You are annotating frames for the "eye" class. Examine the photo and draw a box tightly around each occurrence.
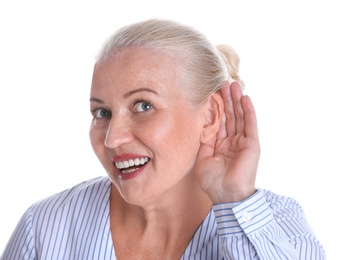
[91,108,111,119]
[133,101,153,113]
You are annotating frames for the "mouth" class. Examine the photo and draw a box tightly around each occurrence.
[115,156,150,175]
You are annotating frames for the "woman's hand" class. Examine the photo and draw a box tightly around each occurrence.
[195,81,260,204]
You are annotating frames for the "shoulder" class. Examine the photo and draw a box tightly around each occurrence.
[28,176,112,220]
[33,176,111,205]
[2,176,113,259]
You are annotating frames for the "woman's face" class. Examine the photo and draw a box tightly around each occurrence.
[89,47,207,205]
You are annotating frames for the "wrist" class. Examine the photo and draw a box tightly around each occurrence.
[210,187,257,204]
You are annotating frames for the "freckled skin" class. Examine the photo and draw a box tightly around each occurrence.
[89,47,208,206]
[88,45,260,258]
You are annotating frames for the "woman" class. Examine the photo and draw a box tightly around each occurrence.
[2,19,325,259]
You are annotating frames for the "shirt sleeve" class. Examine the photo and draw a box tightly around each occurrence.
[1,206,37,260]
[212,189,326,259]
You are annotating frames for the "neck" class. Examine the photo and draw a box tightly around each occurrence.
[109,176,212,258]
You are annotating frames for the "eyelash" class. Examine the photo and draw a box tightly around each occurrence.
[90,106,111,119]
[132,99,154,113]
[90,99,153,118]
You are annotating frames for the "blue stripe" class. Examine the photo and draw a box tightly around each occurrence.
[2,181,326,259]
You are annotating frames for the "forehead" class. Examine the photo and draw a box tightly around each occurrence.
[92,47,181,94]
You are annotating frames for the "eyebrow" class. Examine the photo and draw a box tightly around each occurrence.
[123,88,158,98]
[89,97,104,104]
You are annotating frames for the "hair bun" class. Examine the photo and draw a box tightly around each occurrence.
[217,44,245,90]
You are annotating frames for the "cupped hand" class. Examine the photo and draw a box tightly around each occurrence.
[195,81,260,204]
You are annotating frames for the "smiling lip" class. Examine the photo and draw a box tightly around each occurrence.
[113,154,150,180]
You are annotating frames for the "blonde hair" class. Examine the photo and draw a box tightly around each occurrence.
[97,19,244,104]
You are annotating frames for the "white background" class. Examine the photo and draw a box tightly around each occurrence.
[1,0,352,258]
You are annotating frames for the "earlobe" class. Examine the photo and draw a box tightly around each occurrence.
[201,92,224,144]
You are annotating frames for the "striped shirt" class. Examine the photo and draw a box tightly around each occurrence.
[2,176,326,259]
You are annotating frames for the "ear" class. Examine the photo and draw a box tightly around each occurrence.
[200,92,224,144]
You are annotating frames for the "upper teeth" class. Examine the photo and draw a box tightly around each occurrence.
[115,157,149,169]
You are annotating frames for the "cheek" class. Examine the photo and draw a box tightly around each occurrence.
[142,112,202,159]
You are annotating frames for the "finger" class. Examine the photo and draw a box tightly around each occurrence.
[220,82,236,136]
[230,82,245,136]
[241,95,259,139]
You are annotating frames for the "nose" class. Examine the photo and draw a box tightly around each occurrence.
[104,117,134,148]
